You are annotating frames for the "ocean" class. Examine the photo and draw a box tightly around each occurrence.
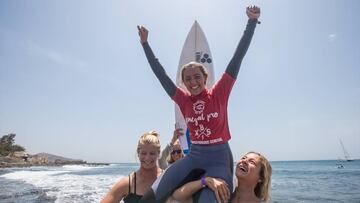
[0,160,359,203]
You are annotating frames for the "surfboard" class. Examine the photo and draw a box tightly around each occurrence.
[175,21,215,154]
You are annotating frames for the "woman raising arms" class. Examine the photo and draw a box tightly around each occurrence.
[138,5,261,203]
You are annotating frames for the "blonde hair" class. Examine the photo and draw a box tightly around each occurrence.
[247,151,272,202]
[181,62,208,83]
[166,140,183,164]
[137,130,161,154]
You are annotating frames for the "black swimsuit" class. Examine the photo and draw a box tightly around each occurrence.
[123,172,142,203]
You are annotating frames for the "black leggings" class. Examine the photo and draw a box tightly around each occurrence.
[141,142,233,203]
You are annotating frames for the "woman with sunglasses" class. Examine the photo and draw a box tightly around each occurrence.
[158,128,185,170]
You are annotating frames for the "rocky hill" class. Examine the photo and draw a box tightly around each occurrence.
[0,152,86,168]
[31,152,84,163]
[0,133,94,168]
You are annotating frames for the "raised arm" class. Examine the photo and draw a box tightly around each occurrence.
[138,26,177,97]
[158,128,183,170]
[225,5,261,79]
[172,177,230,203]
[158,143,171,170]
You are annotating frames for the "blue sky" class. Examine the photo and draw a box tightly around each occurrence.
[1,0,359,163]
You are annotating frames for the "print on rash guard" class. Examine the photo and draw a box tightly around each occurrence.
[173,72,235,145]
[141,19,258,145]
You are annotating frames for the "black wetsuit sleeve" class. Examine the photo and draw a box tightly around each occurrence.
[142,42,177,97]
[225,19,258,79]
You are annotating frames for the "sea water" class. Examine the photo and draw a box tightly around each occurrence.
[0,160,359,203]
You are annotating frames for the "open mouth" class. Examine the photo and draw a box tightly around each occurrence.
[191,85,199,90]
[238,164,248,173]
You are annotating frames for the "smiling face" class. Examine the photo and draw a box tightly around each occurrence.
[235,151,272,201]
[136,131,161,170]
[235,153,262,183]
[138,144,159,170]
[181,62,208,96]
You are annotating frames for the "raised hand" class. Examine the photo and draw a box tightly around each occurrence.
[171,128,184,145]
[246,5,261,20]
[137,25,148,44]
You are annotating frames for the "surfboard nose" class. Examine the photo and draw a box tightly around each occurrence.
[192,20,201,30]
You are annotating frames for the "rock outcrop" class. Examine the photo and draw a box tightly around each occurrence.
[0,151,86,168]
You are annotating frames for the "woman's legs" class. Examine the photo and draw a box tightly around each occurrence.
[196,144,233,203]
[140,143,233,203]
[140,154,199,203]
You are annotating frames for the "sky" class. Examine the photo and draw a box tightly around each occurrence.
[0,0,359,163]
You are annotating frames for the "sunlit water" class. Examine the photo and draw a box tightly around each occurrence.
[1,160,359,203]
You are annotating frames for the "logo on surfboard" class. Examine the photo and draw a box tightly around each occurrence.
[196,52,212,64]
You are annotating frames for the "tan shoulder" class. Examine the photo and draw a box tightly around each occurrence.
[100,175,130,203]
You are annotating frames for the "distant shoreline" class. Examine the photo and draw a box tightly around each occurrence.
[0,152,110,169]
[0,162,110,169]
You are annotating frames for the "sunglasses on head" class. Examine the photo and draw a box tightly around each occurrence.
[171,149,182,155]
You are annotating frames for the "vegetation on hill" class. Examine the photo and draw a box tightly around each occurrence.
[0,133,25,156]
[0,133,107,168]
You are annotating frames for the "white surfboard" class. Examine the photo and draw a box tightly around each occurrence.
[175,21,215,154]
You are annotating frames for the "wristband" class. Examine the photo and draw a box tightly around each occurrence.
[200,177,206,188]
